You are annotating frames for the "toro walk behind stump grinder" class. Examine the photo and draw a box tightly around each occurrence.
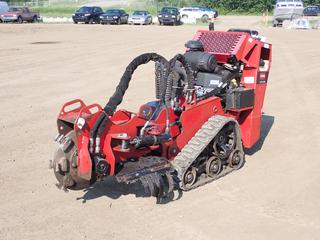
[50,29,272,198]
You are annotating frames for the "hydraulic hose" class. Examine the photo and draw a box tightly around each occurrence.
[165,54,195,105]
[169,54,194,91]
[90,53,169,154]
[89,112,105,153]
[162,54,195,131]
[171,62,186,104]
[104,53,169,115]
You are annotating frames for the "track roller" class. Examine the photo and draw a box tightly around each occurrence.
[228,149,245,169]
[181,167,197,188]
[205,156,222,177]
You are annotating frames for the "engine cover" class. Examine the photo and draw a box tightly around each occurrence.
[196,72,223,89]
[195,72,224,97]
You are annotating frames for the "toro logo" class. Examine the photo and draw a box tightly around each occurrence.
[257,71,269,84]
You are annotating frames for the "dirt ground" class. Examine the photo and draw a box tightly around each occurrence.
[0,16,320,240]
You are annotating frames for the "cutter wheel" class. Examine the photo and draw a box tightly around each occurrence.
[50,131,92,190]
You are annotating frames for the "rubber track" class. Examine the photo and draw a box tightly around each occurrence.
[171,115,244,191]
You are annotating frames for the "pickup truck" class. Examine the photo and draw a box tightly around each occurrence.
[0,6,40,23]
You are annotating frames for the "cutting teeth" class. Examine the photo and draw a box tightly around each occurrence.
[54,134,64,143]
[61,138,72,153]
[58,157,68,172]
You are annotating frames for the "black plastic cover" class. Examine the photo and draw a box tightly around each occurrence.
[226,88,254,110]
[185,40,204,51]
[196,72,222,89]
[184,51,217,72]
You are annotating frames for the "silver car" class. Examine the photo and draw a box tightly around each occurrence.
[128,10,152,25]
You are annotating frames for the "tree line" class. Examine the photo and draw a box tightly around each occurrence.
[4,0,320,14]
[158,0,320,14]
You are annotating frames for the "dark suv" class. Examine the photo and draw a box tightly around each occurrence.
[72,6,103,24]
[100,9,129,24]
[303,5,320,16]
[158,7,181,25]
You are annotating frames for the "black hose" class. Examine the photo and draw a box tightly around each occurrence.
[89,111,106,153]
[91,53,169,154]
[169,54,194,90]
[171,62,185,102]
[104,53,169,115]
[164,54,195,105]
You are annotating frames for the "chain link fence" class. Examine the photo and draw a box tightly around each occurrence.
[7,0,198,8]
[5,0,201,17]
[7,0,85,7]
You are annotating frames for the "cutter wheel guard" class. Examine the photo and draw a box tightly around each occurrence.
[50,29,272,200]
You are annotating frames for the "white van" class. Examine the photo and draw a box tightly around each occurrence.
[0,1,9,12]
[273,0,304,27]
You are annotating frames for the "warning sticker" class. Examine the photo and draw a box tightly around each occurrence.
[244,76,255,84]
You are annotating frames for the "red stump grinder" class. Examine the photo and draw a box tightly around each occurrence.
[51,29,272,198]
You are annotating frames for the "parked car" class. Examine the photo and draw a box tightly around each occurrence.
[158,7,181,25]
[192,6,218,18]
[0,7,39,23]
[72,6,103,24]
[128,10,152,25]
[100,9,129,24]
[180,7,214,21]
[303,5,320,16]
